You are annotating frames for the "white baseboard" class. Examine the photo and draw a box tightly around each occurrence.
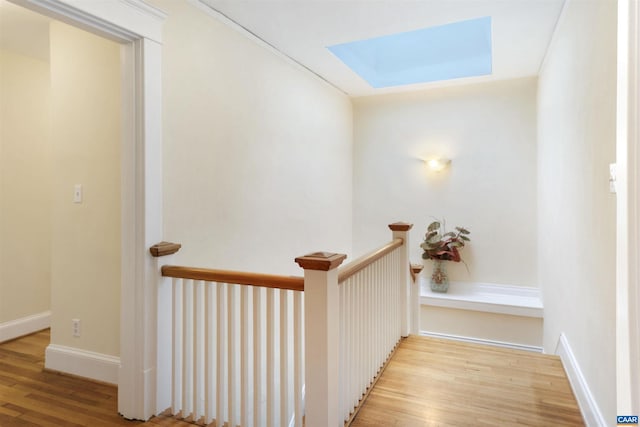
[45,344,120,385]
[555,333,606,427]
[0,311,51,343]
[420,331,543,353]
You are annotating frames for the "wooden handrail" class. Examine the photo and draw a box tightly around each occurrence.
[338,238,403,283]
[161,265,304,292]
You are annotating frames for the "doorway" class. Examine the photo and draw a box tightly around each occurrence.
[1,0,122,394]
[4,0,164,420]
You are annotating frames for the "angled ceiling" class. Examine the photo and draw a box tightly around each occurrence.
[200,0,565,97]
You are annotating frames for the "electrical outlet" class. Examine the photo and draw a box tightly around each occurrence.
[72,318,81,337]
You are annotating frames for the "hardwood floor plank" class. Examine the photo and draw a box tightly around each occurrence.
[0,330,195,427]
[2,329,583,426]
[2,402,85,427]
[0,412,41,427]
[351,335,584,427]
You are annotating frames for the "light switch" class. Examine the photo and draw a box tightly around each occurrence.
[609,163,617,194]
[73,184,83,203]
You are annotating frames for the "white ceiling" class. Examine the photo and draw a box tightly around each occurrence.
[0,0,50,61]
[200,0,566,97]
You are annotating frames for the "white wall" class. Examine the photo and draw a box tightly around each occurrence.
[537,0,617,421]
[149,0,353,275]
[353,78,537,286]
[49,21,121,356]
[0,48,51,324]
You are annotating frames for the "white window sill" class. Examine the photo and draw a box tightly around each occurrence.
[419,278,543,318]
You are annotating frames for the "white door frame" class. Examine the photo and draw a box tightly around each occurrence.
[12,0,165,420]
[617,0,640,415]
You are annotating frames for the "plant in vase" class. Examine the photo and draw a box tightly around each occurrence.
[420,220,471,292]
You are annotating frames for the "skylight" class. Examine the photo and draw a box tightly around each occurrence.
[327,17,492,88]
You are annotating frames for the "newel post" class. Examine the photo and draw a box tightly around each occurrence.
[149,242,181,413]
[410,264,424,335]
[295,251,347,427]
[388,222,414,337]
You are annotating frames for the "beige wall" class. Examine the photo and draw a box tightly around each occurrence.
[49,22,121,356]
[537,0,617,421]
[421,306,543,347]
[0,48,52,323]
[353,78,538,286]
[148,0,353,275]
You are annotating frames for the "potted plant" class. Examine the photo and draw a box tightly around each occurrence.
[420,220,471,292]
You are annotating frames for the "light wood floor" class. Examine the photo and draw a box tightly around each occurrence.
[0,330,192,427]
[351,335,584,426]
[2,331,583,426]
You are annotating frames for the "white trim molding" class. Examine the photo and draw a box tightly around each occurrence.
[555,333,606,427]
[12,0,166,42]
[0,311,51,343]
[45,344,120,385]
[617,0,640,414]
[13,0,165,420]
[420,331,543,353]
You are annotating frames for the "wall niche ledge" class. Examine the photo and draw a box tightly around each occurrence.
[420,279,543,318]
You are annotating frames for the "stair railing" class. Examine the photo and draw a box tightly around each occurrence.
[295,222,414,426]
[153,222,417,427]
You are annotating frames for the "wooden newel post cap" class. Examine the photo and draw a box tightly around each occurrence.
[388,222,414,231]
[410,263,424,282]
[150,241,181,257]
[295,252,347,271]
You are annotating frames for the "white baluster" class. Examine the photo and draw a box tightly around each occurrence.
[194,280,203,421]
[266,288,275,427]
[172,278,181,415]
[338,282,344,422]
[241,285,249,427]
[216,284,225,424]
[293,291,303,427]
[280,290,289,427]
[253,287,262,427]
[228,284,237,427]
[182,279,192,418]
[204,283,214,424]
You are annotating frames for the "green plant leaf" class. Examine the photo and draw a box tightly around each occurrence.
[428,234,442,244]
[422,220,470,264]
[424,231,437,240]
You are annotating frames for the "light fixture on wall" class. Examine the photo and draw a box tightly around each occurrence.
[426,158,451,172]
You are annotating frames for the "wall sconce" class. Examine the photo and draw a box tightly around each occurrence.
[426,158,451,172]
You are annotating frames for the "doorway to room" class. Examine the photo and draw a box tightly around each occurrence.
[0,0,122,380]
[1,0,165,420]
